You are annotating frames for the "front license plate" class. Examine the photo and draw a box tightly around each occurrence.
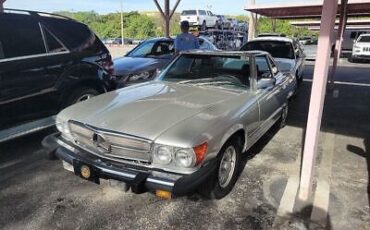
[73,160,100,184]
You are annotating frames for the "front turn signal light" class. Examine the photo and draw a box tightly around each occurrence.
[155,190,172,200]
[193,142,208,165]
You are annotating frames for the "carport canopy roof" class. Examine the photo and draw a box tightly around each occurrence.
[245,0,370,19]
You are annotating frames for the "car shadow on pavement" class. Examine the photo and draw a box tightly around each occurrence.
[236,123,281,180]
[347,138,370,209]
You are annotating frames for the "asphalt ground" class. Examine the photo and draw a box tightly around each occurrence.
[0,60,369,230]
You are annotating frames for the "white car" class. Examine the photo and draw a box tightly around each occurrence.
[241,36,306,84]
[351,34,370,62]
[180,10,219,30]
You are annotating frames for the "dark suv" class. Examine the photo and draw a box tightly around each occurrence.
[0,9,115,141]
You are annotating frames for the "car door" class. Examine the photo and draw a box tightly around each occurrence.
[0,14,66,128]
[254,55,281,129]
[293,41,305,76]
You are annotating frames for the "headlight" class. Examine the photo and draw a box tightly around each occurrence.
[153,146,173,165]
[175,149,196,167]
[354,45,360,49]
[129,71,150,82]
[152,143,208,169]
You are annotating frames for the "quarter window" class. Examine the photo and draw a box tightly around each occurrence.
[43,27,67,53]
[0,18,46,59]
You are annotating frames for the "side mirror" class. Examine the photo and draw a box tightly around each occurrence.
[258,78,275,89]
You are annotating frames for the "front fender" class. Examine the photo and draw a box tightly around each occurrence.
[219,123,248,154]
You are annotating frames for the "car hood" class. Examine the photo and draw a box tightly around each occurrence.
[58,81,245,141]
[113,56,170,76]
[274,58,295,73]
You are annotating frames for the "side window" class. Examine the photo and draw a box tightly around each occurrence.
[42,17,93,49]
[152,41,174,56]
[199,10,206,15]
[42,26,67,53]
[255,56,272,79]
[0,17,46,59]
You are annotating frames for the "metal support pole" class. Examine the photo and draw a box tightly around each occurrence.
[298,0,338,201]
[0,0,6,12]
[248,0,256,40]
[164,0,170,37]
[120,0,124,47]
[329,0,348,86]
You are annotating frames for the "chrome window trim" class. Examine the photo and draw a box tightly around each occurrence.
[0,51,70,63]
[41,23,69,53]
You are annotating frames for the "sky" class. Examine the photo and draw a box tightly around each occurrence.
[4,0,314,16]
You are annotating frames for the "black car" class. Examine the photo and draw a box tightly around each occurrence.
[0,9,115,141]
[113,36,217,88]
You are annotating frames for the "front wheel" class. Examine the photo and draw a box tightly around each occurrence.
[198,137,241,199]
[66,87,100,106]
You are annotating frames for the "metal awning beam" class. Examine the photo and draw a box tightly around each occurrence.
[245,0,370,19]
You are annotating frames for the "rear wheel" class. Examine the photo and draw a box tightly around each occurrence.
[276,103,289,128]
[199,137,242,199]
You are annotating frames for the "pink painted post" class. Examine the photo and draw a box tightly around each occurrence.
[0,0,5,12]
[298,0,339,201]
[329,0,348,86]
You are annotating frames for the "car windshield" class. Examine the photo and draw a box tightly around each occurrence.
[358,36,370,42]
[182,10,197,15]
[127,40,174,58]
[160,54,251,90]
[241,41,295,59]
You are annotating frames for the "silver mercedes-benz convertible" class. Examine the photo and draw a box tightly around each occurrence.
[43,50,296,199]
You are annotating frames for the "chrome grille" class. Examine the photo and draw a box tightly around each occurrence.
[69,121,152,163]
[363,47,370,52]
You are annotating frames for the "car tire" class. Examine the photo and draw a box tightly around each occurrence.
[201,21,207,31]
[66,87,100,106]
[296,71,303,86]
[276,103,289,129]
[198,137,242,199]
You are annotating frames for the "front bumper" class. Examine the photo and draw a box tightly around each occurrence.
[352,54,370,59]
[42,133,217,197]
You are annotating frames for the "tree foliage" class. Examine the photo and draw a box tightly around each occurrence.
[55,11,157,39]
[54,11,315,39]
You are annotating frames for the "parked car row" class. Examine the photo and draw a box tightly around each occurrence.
[103,38,134,45]
[2,9,303,200]
[180,9,248,32]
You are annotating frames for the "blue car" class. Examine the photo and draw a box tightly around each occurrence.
[113,36,217,88]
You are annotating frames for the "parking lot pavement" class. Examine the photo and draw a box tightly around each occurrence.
[108,45,136,59]
[304,59,370,84]
[0,62,369,230]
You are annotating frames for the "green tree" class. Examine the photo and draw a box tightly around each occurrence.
[123,15,156,39]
